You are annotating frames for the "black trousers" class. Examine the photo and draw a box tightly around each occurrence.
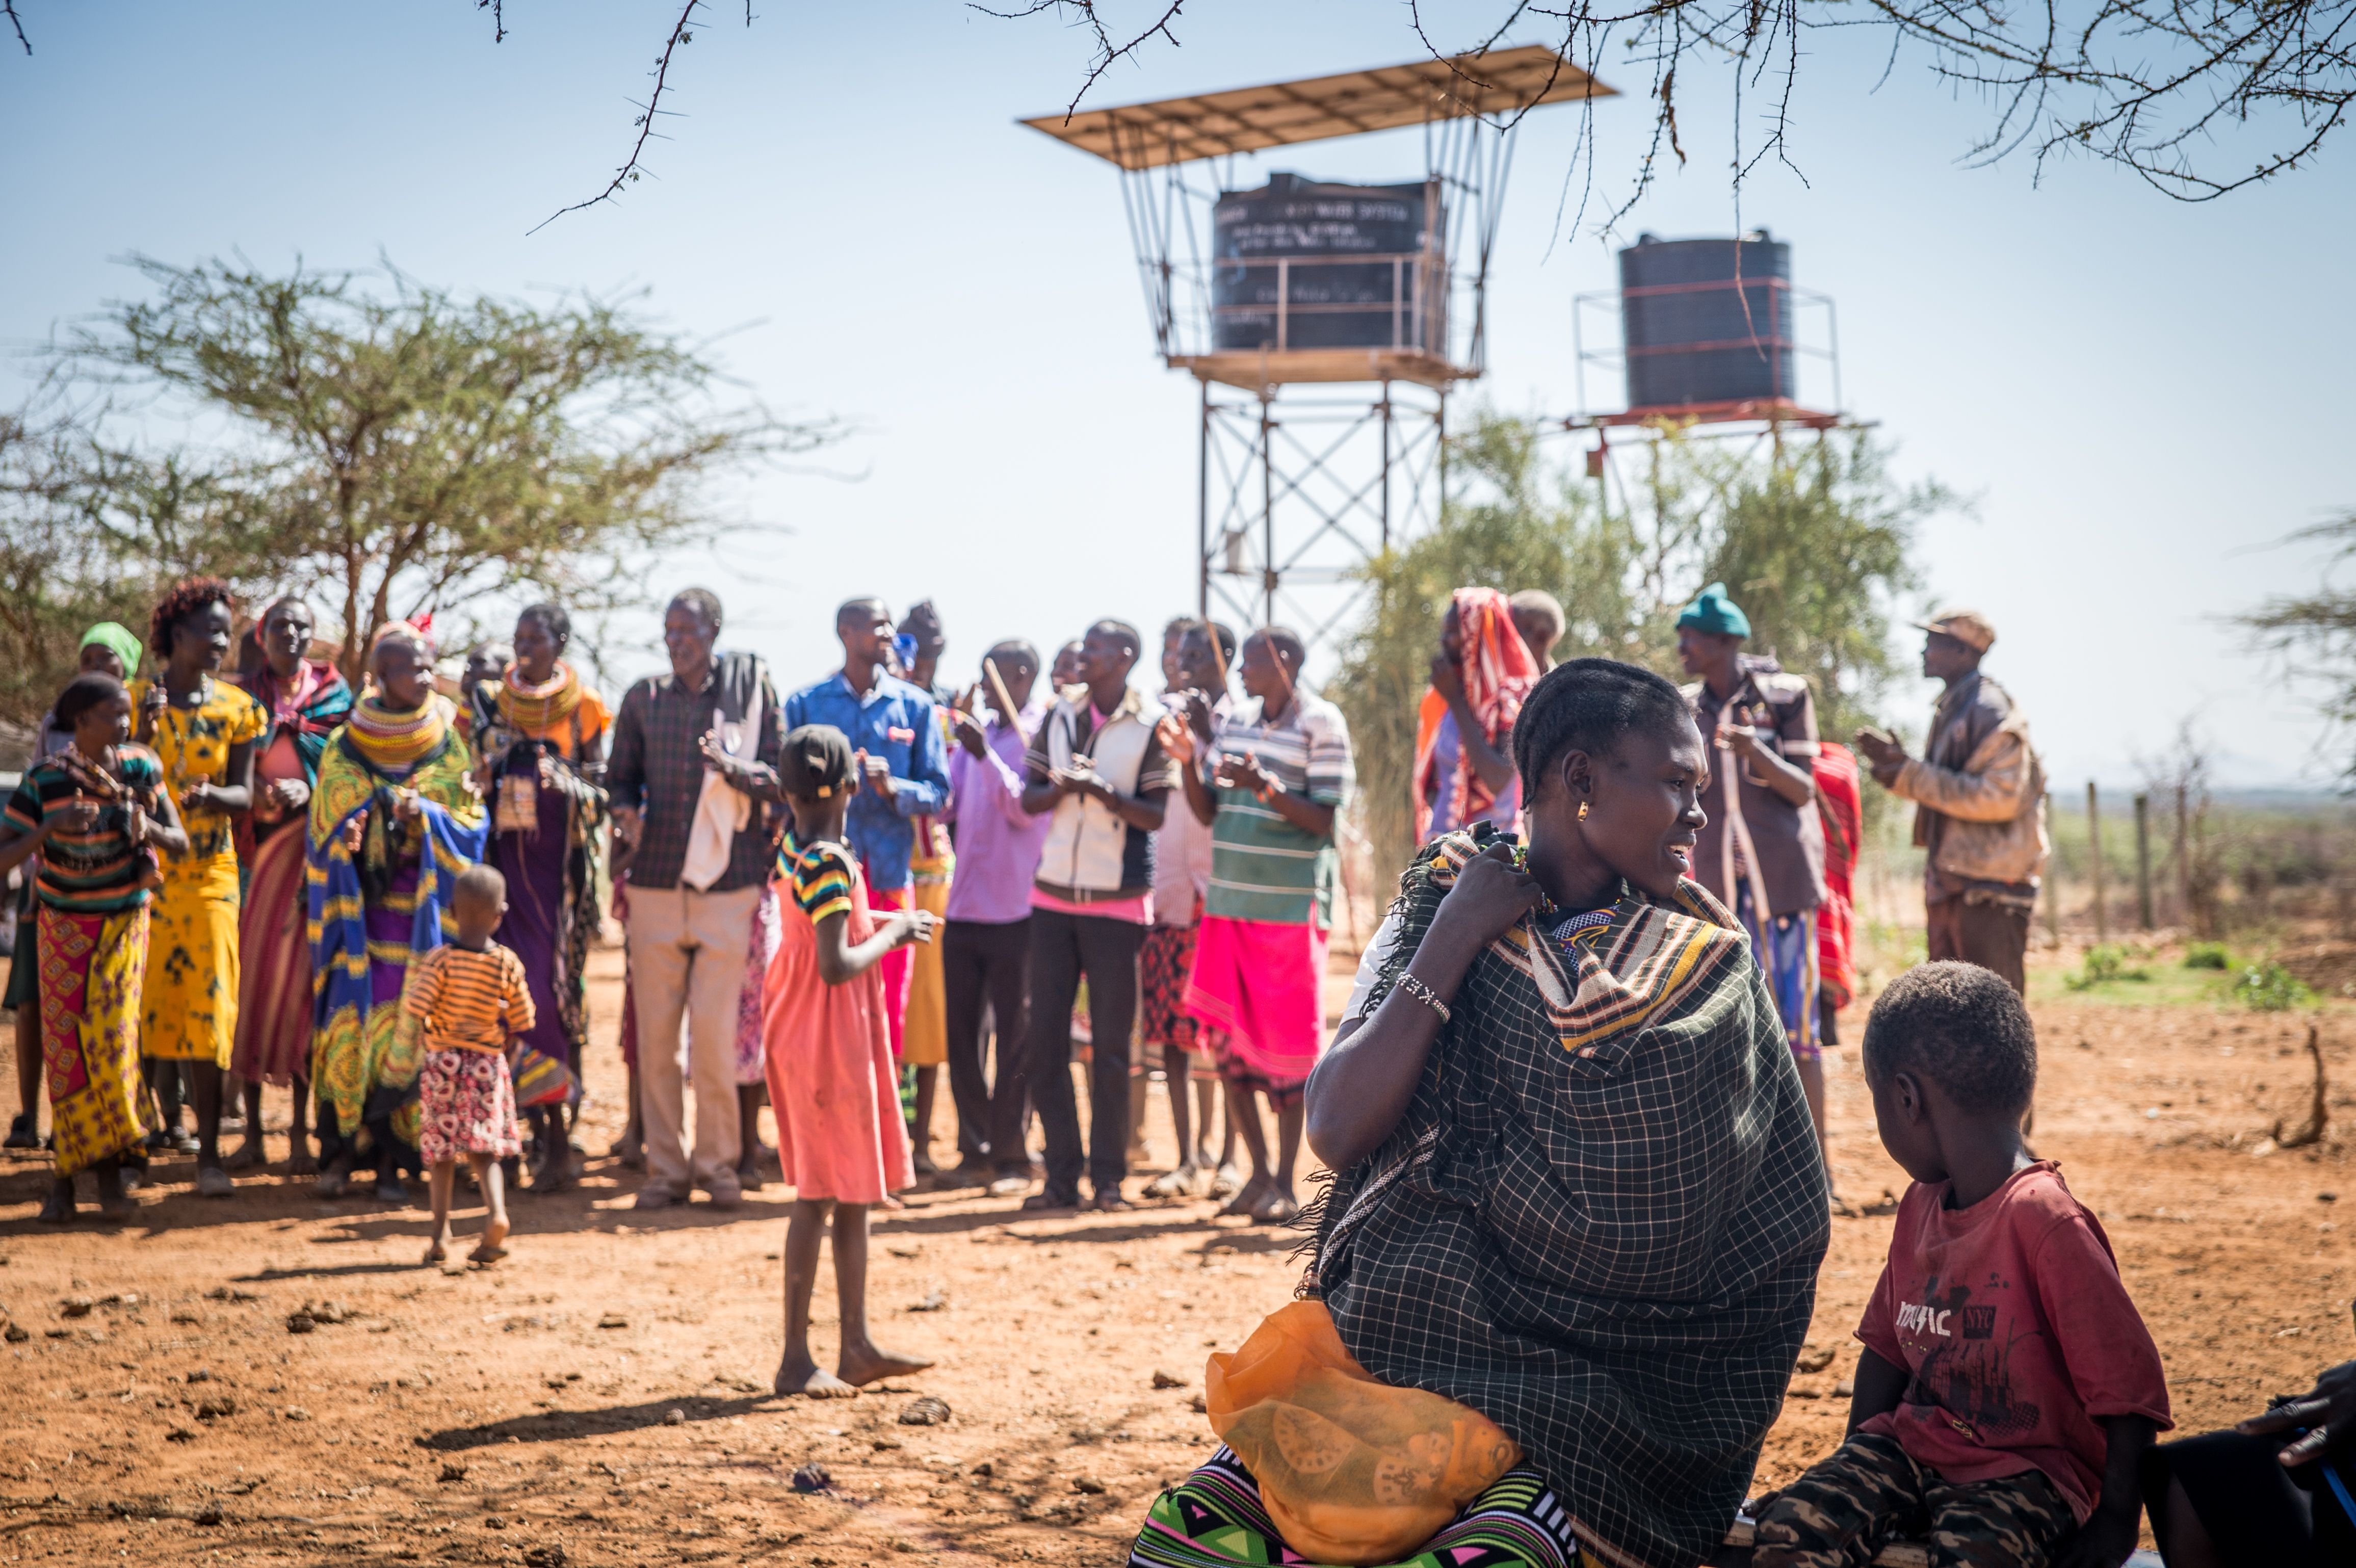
[941,917,1033,1171]
[1024,907,1143,1198]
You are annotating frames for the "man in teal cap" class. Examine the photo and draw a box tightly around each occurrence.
[1675,582,1833,1191]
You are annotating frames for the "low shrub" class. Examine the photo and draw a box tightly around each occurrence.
[2066,945,2151,991]
[2232,962,2314,1011]
[2183,942,2232,970]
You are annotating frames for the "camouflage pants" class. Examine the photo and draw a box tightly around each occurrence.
[1754,1431,2075,1568]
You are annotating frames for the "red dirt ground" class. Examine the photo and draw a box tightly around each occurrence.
[2,940,2350,1566]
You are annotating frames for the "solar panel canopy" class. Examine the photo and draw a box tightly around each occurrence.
[1021,44,1614,170]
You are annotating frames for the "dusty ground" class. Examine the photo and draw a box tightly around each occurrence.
[2,937,2351,1567]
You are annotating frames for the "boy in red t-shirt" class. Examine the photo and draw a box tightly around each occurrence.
[1755,961,2172,1568]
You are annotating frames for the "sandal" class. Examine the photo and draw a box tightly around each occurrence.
[1249,1192,1301,1226]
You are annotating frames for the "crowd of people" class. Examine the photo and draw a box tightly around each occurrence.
[3,572,2347,1566]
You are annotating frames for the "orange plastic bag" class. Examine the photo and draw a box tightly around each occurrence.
[1205,1299,1522,1565]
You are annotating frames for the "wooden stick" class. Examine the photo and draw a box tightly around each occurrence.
[981,656,1020,729]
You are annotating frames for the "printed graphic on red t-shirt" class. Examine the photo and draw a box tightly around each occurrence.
[1855,1162,2171,1521]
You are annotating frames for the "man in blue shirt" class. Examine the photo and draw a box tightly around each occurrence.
[783,598,952,1058]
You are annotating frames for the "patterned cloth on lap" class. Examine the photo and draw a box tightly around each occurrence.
[1132,1448,1580,1568]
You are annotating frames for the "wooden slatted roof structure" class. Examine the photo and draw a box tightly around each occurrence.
[1020,45,1613,170]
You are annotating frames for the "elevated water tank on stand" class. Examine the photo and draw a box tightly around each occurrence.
[1212,173,1442,354]
[1619,231,1793,411]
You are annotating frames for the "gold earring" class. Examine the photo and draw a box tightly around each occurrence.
[1578,800,1589,821]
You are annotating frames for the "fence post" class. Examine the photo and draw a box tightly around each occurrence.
[2043,791,2060,947]
[2134,792,2154,930]
[2086,781,2108,943]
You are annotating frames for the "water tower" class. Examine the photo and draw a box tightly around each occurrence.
[1024,48,1615,649]
[1567,229,1852,495]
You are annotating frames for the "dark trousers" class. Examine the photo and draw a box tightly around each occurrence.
[1025,907,1143,1198]
[1926,897,2029,995]
[942,917,1033,1172]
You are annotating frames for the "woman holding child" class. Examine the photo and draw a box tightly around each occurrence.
[1134,659,1829,1568]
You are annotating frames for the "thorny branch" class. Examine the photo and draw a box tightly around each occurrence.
[970,0,1189,118]
[1003,0,2356,216]
[477,0,506,46]
[5,2,29,56]
[527,0,704,234]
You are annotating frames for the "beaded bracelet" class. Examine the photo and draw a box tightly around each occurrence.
[1394,970,1450,1023]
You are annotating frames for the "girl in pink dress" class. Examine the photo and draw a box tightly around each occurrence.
[762,723,938,1398]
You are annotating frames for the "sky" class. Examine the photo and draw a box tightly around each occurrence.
[4,1,2349,789]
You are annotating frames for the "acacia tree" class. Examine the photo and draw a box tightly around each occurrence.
[9,4,2346,221]
[61,255,829,679]
[2241,512,2356,779]
[1327,410,1936,881]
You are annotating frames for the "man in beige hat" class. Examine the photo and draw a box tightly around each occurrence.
[1853,610,2048,992]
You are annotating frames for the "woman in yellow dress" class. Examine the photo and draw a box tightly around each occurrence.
[133,578,266,1199]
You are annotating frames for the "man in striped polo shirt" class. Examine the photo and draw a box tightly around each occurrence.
[1168,626,1353,1226]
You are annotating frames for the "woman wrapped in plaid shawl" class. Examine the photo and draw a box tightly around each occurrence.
[1133,659,1828,1568]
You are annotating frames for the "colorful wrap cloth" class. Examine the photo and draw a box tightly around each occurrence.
[37,904,152,1177]
[733,882,781,1086]
[1133,1449,1578,1568]
[1411,587,1539,845]
[1306,826,1827,1568]
[307,712,486,1139]
[1811,742,1864,1013]
[1183,913,1327,1088]
[231,659,354,1085]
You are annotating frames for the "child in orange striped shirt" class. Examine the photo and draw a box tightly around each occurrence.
[401,864,536,1267]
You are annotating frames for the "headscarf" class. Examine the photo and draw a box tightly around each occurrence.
[79,622,144,678]
[1412,587,1540,844]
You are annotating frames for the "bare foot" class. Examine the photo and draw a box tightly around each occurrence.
[839,1344,935,1388]
[224,1140,265,1171]
[289,1150,318,1177]
[469,1215,510,1265]
[776,1358,860,1399]
[423,1237,448,1266]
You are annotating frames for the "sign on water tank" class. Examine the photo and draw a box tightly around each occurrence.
[1210,173,1437,353]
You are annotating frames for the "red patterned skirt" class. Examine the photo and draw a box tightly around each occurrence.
[417,1048,523,1164]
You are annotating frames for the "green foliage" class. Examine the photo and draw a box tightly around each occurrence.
[24,255,831,693]
[2232,961,2315,1011]
[2065,944,2151,990]
[2183,942,2232,970]
[1326,411,1942,883]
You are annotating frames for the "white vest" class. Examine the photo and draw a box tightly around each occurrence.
[1034,687,1156,894]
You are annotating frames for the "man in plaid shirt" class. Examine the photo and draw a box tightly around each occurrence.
[607,588,782,1210]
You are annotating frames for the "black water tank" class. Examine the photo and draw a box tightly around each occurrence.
[1619,231,1793,409]
[1212,174,1433,352]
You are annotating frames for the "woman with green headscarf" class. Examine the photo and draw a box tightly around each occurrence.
[5,622,146,1152]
